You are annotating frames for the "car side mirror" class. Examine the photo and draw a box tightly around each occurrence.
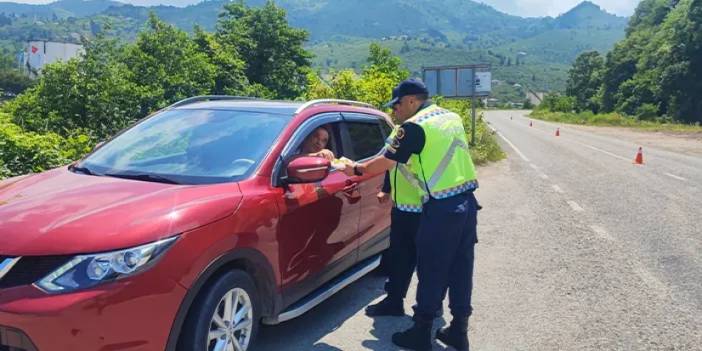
[285,157,330,184]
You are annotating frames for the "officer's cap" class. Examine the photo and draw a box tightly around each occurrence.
[384,79,429,108]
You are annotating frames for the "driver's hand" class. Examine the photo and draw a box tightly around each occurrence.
[316,149,335,161]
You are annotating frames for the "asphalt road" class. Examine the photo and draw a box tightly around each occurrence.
[255,110,702,350]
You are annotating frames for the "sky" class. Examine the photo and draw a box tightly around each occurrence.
[6,0,642,17]
[478,0,641,17]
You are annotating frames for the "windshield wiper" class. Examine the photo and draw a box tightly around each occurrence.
[69,164,99,176]
[104,172,181,185]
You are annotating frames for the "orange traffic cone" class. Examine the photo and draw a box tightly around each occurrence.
[555,128,560,136]
[633,147,644,165]
[529,121,533,127]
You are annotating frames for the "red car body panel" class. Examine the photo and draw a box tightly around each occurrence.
[0,101,392,351]
[0,167,243,256]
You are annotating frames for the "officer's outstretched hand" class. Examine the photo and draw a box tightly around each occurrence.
[342,163,357,177]
[377,192,389,204]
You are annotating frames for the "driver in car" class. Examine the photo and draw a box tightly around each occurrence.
[300,126,334,161]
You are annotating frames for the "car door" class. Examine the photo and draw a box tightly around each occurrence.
[274,113,362,305]
[339,113,393,262]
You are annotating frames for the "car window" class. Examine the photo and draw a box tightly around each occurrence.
[346,122,385,161]
[293,122,342,159]
[81,109,289,184]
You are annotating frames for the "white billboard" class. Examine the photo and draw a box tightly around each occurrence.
[22,41,84,76]
[474,71,492,95]
[422,64,491,97]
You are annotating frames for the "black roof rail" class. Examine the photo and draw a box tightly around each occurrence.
[166,95,264,109]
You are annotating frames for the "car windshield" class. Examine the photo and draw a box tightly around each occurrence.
[78,108,290,184]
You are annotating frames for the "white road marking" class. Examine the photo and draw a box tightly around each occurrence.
[530,164,539,170]
[578,142,631,162]
[590,225,614,241]
[664,173,687,181]
[567,200,584,212]
[552,185,564,193]
[495,131,530,162]
[540,173,549,180]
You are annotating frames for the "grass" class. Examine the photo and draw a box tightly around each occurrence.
[530,109,702,134]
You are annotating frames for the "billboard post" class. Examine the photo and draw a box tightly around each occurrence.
[422,64,491,145]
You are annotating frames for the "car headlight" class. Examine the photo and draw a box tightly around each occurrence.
[35,236,178,294]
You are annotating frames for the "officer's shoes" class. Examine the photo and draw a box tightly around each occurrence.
[391,318,433,351]
[436,317,469,351]
[365,297,404,317]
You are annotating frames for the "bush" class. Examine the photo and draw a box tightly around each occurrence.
[0,112,93,178]
[636,103,659,121]
[438,99,505,165]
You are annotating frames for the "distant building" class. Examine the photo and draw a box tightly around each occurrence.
[18,41,84,78]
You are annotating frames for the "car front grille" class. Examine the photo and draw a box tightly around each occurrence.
[0,255,72,290]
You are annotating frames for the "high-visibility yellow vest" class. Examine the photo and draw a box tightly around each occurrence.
[385,127,427,212]
[406,104,478,199]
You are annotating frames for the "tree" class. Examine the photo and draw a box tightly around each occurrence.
[7,37,143,139]
[124,13,216,115]
[0,67,34,96]
[566,51,604,112]
[655,0,702,122]
[365,43,409,80]
[192,26,250,96]
[216,0,312,99]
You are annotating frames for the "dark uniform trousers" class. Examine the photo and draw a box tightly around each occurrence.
[414,190,478,320]
[384,207,421,301]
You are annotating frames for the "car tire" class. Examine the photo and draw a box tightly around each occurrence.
[178,270,260,351]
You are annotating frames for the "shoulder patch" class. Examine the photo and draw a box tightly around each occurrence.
[396,127,406,140]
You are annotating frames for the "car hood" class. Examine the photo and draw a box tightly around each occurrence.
[0,168,243,256]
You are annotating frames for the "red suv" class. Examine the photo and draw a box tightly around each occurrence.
[0,97,393,351]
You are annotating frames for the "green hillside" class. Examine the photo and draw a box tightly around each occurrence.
[0,0,628,100]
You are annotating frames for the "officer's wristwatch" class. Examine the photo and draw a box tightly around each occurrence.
[353,164,363,176]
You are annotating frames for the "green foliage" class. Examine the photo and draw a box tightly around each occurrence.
[124,14,216,115]
[0,0,630,104]
[538,94,575,112]
[192,26,250,96]
[531,109,702,132]
[0,67,34,96]
[0,54,34,96]
[7,37,143,139]
[304,43,409,109]
[216,0,311,99]
[437,99,505,165]
[0,112,92,177]
[365,43,409,82]
[304,44,504,164]
[564,0,702,123]
[566,51,604,112]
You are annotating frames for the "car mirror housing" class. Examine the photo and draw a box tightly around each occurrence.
[285,157,330,184]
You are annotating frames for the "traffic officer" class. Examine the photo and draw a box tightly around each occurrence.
[345,79,479,351]
[365,87,424,317]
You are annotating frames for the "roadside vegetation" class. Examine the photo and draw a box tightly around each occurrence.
[0,2,503,179]
[534,0,702,132]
